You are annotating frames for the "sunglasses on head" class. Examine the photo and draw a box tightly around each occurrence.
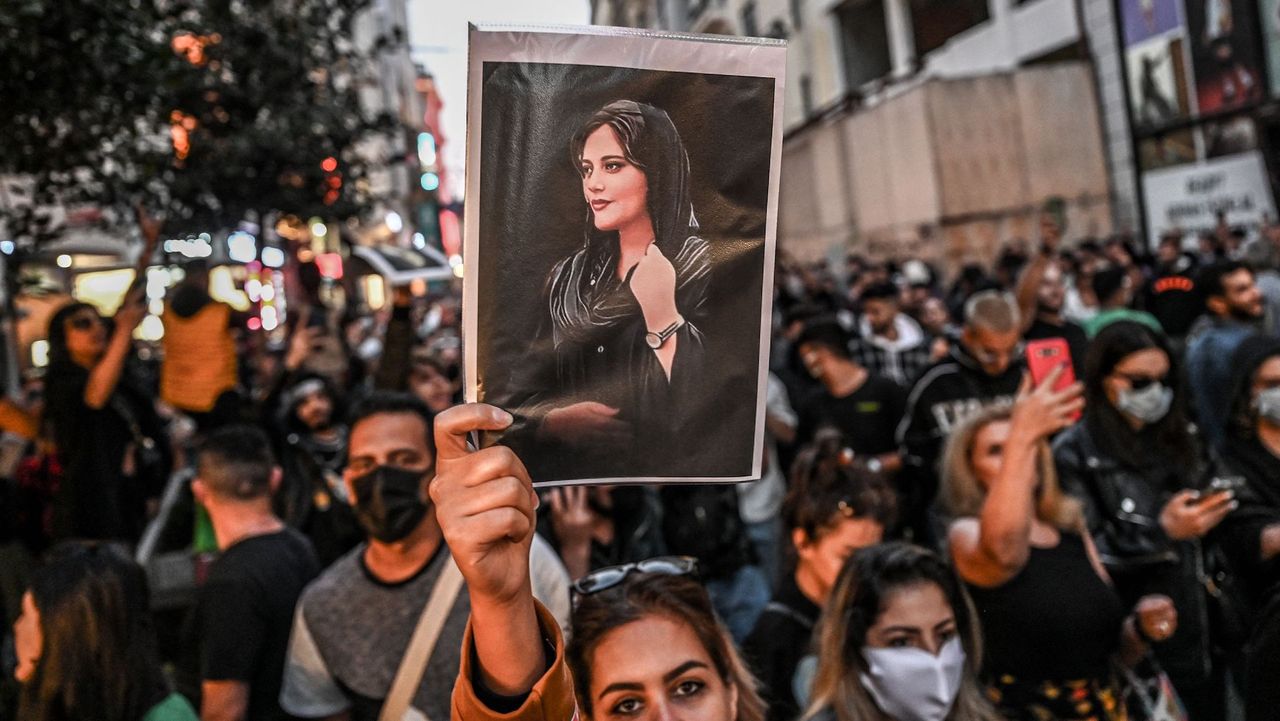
[571,556,699,599]
[1116,372,1167,390]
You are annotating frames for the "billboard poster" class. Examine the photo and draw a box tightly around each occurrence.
[1120,0,1186,46]
[1262,0,1280,96]
[1126,36,1195,130]
[1185,0,1266,112]
[463,25,786,486]
[1142,151,1277,246]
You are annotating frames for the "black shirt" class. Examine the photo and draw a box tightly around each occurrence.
[199,528,320,721]
[796,374,906,456]
[1024,317,1090,375]
[742,575,822,721]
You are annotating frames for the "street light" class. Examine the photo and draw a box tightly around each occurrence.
[56,254,72,268]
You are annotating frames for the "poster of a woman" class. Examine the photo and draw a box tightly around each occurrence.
[463,26,786,485]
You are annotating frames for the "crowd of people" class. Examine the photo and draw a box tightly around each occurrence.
[2,205,1280,721]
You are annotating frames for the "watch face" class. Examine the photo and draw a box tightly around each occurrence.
[645,333,661,349]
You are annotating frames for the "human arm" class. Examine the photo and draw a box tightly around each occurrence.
[950,369,1084,587]
[547,486,594,580]
[1014,251,1053,334]
[765,375,798,445]
[0,399,37,440]
[373,287,415,391]
[83,285,145,409]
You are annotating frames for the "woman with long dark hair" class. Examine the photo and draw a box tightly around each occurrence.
[12,542,196,720]
[512,99,711,480]
[801,542,1001,721]
[42,292,168,541]
[1054,320,1233,718]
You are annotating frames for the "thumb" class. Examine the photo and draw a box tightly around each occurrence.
[1016,372,1033,397]
[434,403,513,464]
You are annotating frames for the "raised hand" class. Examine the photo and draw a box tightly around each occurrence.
[1135,594,1177,643]
[1160,489,1237,540]
[1008,366,1084,442]
[113,285,148,335]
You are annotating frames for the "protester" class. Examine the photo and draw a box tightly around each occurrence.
[1082,264,1162,337]
[794,318,905,477]
[1054,321,1231,719]
[943,379,1176,720]
[279,392,570,721]
[735,371,797,586]
[43,293,171,541]
[744,432,896,721]
[848,282,933,387]
[160,261,242,432]
[897,290,1024,545]
[1186,260,1264,450]
[1015,238,1090,372]
[801,542,1001,721]
[1142,234,1203,348]
[191,425,320,721]
[12,542,198,721]
[540,484,665,581]
[1209,335,1280,721]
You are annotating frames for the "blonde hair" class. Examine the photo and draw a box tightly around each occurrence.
[801,543,1002,721]
[940,405,1083,531]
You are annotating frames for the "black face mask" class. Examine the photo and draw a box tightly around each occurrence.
[351,466,430,543]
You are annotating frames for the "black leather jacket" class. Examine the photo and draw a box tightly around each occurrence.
[1053,423,1206,572]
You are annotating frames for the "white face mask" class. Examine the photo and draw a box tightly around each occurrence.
[860,637,966,721]
[1116,382,1174,425]
[1255,386,1280,426]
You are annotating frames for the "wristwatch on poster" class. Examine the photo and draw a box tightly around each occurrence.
[645,316,685,349]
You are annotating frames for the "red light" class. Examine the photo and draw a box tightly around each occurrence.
[247,317,262,330]
[316,252,344,280]
[327,176,342,188]
[321,157,338,172]
[440,208,461,257]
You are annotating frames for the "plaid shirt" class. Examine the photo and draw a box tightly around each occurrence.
[848,332,934,387]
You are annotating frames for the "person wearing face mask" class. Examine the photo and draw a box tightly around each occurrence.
[896,291,1025,547]
[279,392,571,721]
[1054,322,1232,720]
[1208,336,1280,721]
[944,377,1176,720]
[801,542,1000,721]
[744,431,897,721]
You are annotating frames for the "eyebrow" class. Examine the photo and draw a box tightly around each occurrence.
[664,660,710,684]
[596,660,710,700]
[880,626,921,635]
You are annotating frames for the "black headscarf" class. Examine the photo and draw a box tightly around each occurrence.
[549,100,709,349]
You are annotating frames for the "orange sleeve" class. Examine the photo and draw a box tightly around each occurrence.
[452,601,579,721]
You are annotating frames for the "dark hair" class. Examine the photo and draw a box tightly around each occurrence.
[860,282,900,303]
[784,430,897,541]
[796,317,850,359]
[1197,260,1253,300]
[804,542,999,721]
[1090,265,1128,304]
[46,302,100,370]
[570,100,697,258]
[567,572,765,721]
[1083,321,1196,469]
[348,391,436,451]
[19,543,170,721]
[1226,334,1280,442]
[198,425,275,500]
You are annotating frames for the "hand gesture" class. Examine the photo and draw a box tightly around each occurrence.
[548,486,595,552]
[1008,367,1084,442]
[113,285,147,335]
[540,401,631,448]
[628,243,678,331]
[1160,489,1237,540]
[285,310,322,371]
[1135,594,1177,643]
[430,404,539,608]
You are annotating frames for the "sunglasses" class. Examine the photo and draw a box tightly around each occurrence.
[571,556,699,599]
[1115,372,1167,390]
[68,315,102,331]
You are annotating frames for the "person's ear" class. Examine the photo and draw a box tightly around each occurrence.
[269,466,283,495]
[792,528,814,559]
[1207,295,1227,316]
[191,478,211,508]
[727,679,740,721]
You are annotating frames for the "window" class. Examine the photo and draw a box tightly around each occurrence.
[835,0,892,88]
[907,0,989,57]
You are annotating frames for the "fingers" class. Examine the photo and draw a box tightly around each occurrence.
[566,485,588,511]
[1196,490,1236,512]
[454,445,532,489]
[1169,489,1201,508]
[435,404,514,463]
[1198,499,1236,531]
[1038,364,1065,392]
[580,402,621,417]
[1016,372,1033,397]
[548,488,565,515]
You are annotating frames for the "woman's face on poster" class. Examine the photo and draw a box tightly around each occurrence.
[580,125,649,233]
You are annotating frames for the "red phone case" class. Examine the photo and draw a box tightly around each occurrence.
[1026,338,1076,393]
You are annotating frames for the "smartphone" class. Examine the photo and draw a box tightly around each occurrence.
[1202,475,1245,498]
[1027,338,1079,420]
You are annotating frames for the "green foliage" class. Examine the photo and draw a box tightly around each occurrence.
[0,0,387,247]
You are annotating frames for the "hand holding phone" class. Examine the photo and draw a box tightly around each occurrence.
[1026,338,1079,421]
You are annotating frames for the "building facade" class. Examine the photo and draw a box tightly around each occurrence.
[593,0,1122,268]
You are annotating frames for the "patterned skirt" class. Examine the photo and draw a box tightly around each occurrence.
[985,672,1128,721]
